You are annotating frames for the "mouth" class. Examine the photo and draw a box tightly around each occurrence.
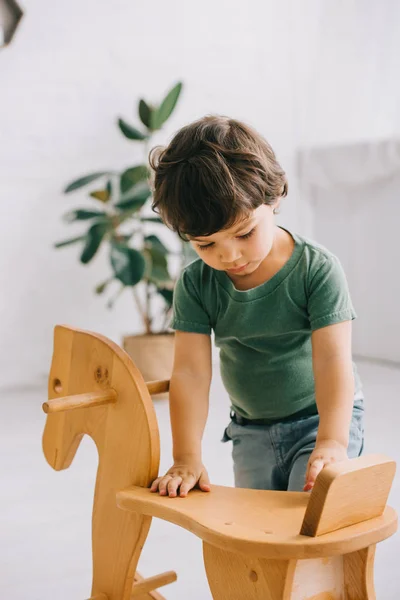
[226,263,249,274]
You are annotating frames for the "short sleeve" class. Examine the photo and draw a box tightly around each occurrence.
[169,269,212,334]
[307,254,356,331]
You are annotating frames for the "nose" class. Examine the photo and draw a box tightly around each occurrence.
[219,243,242,265]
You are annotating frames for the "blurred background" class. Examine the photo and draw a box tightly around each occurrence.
[1,1,399,599]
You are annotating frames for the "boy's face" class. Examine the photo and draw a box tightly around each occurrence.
[188,204,277,278]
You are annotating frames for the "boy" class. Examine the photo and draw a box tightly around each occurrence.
[149,115,364,497]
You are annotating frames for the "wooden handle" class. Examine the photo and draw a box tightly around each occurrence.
[87,595,108,600]
[300,454,396,537]
[146,380,170,395]
[131,570,177,597]
[42,390,117,414]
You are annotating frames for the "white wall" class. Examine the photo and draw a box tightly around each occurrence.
[298,140,400,363]
[1,0,400,386]
[315,174,400,363]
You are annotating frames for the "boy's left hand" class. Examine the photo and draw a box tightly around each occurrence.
[304,439,348,492]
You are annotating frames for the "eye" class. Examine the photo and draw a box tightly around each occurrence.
[197,242,214,251]
[238,227,256,240]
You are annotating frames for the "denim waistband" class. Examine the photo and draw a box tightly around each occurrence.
[230,403,318,426]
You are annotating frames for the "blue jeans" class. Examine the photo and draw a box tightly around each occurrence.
[222,404,364,491]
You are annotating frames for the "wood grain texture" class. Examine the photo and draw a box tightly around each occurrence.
[43,389,117,413]
[290,557,344,600]
[146,380,170,396]
[117,484,397,560]
[202,550,375,600]
[300,455,396,537]
[203,543,296,600]
[43,325,160,600]
[130,571,177,597]
[343,545,376,600]
[132,572,170,600]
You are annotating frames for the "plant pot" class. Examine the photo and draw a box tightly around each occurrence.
[123,332,175,399]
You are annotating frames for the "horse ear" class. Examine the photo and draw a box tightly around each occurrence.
[43,325,80,470]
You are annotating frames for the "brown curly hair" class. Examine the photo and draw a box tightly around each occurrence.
[149,115,287,240]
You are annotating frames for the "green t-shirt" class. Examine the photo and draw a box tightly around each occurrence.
[169,228,362,419]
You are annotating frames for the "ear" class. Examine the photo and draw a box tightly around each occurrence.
[272,197,282,214]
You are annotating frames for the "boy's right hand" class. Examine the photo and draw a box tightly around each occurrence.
[150,460,211,498]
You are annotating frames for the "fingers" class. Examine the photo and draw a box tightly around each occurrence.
[198,471,211,492]
[304,458,325,492]
[150,473,196,497]
[159,475,183,497]
[150,477,162,492]
[150,466,211,498]
[179,478,196,498]
[166,476,183,497]
[150,475,177,495]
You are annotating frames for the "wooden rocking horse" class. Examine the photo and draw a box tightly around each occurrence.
[42,325,397,599]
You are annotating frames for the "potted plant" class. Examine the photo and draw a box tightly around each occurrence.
[55,82,195,389]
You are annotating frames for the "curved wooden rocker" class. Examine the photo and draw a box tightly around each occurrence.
[42,325,397,600]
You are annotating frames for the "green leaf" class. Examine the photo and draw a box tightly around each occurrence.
[117,118,147,141]
[54,235,86,249]
[107,285,125,309]
[115,182,151,211]
[89,188,111,203]
[95,279,113,294]
[138,99,153,128]
[157,287,174,307]
[64,172,111,193]
[116,199,147,217]
[110,244,146,286]
[151,82,183,130]
[80,222,109,264]
[147,246,171,284]
[120,165,149,194]
[140,216,164,223]
[145,234,169,255]
[63,209,107,222]
[111,232,133,243]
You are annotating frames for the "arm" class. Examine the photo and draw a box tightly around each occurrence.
[304,321,355,491]
[151,330,212,497]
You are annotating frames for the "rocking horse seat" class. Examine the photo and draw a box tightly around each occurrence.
[117,476,397,560]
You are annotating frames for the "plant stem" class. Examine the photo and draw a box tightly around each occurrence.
[141,132,153,335]
[133,287,148,332]
[145,282,152,334]
[161,308,171,332]
[107,285,125,309]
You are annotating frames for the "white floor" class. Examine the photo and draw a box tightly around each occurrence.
[1,360,399,599]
